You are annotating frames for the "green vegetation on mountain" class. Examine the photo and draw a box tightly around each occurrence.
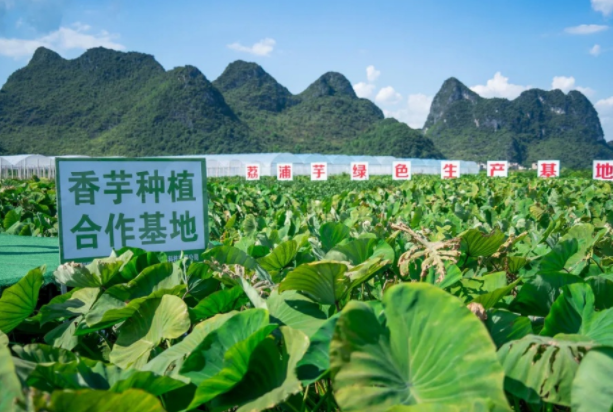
[424,77,613,168]
[0,48,436,158]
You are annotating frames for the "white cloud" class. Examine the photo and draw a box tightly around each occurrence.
[353,81,376,99]
[551,76,595,97]
[471,72,529,99]
[596,97,613,140]
[384,93,433,129]
[0,23,125,59]
[227,38,275,56]
[590,44,602,56]
[366,65,380,82]
[551,76,576,92]
[592,0,613,16]
[564,24,609,35]
[375,86,402,104]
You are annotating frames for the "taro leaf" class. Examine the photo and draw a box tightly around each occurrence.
[44,316,82,350]
[541,283,613,345]
[83,285,185,333]
[12,343,77,364]
[238,276,268,309]
[507,256,528,274]
[40,287,99,326]
[498,335,592,406]
[209,326,310,412]
[297,314,339,385]
[346,257,389,291]
[587,274,613,310]
[461,228,506,257]
[257,240,298,275]
[509,273,582,317]
[571,347,613,412]
[179,309,277,409]
[470,278,521,310]
[485,310,533,348]
[0,339,22,412]
[109,371,186,396]
[54,263,101,288]
[120,252,163,282]
[538,239,579,275]
[267,290,327,338]
[49,389,165,412]
[143,312,237,377]
[279,261,349,306]
[202,246,257,270]
[330,283,510,411]
[122,262,180,300]
[0,266,44,333]
[242,214,258,238]
[110,295,191,369]
[325,238,377,265]
[0,330,8,348]
[319,222,351,253]
[3,209,20,230]
[189,286,246,322]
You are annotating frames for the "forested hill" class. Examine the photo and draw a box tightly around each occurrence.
[0,47,442,159]
[0,47,609,167]
[423,77,613,168]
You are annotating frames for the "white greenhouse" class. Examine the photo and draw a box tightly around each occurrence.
[0,153,480,179]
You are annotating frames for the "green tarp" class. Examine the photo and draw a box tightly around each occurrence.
[0,234,59,288]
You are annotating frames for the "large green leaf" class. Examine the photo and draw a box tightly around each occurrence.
[257,240,298,275]
[297,314,339,385]
[485,310,533,348]
[571,347,613,412]
[3,209,20,230]
[498,335,591,406]
[54,263,101,288]
[267,290,327,338]
[279,261,349,306]
[189,286,246,322]
[209,326,310,412]
[541,283,613,345]
[49,389,166,412]
[110,295,191,369]
[330,283,510,411]
[179,309,277,408]
[461,228,505,257]
[510,273,582,317]
[202,246,257,270]
[325,238,377,265]
[143,312,237,377]
[0,266,44,333]
[40,287,99,326]
[319,222,351,253]
[0,340,22,412]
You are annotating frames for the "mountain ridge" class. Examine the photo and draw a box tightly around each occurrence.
[0,46,608,167]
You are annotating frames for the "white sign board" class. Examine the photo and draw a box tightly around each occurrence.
[441,161,461,179]
[593,161,613,181]
[487,161,508,177]
[245,164,261,180]
[56,158,208,263]
[311,163,327,181]
[351,162,369,181]
[277,163,293,181]
[392,161,411,180]
[537,160,560,178]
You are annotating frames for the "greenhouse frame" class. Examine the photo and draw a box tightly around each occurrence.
[0,153,480,179]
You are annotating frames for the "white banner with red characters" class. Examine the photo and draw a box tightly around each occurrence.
[277,163,293,181]
[487,161,508,177]
[441,161,460,179]
[245,164,260,181]
[392,161,411,180]
[351,162,369,180]
[537,161,560,178]
[311,163,327,181]
[593,161,613,181]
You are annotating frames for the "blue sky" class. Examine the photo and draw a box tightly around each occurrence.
[1,0,613,139]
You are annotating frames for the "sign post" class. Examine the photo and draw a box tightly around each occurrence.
[537,161,560,178]
[392,161,411,180]
[351,162,369,181]
[311,163,327,181]
[56,158,208,263]
[487,161,508,177]
[593,161,613,180]
[441,161,460,179]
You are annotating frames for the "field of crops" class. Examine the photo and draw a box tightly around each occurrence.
[1,172,613,411]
